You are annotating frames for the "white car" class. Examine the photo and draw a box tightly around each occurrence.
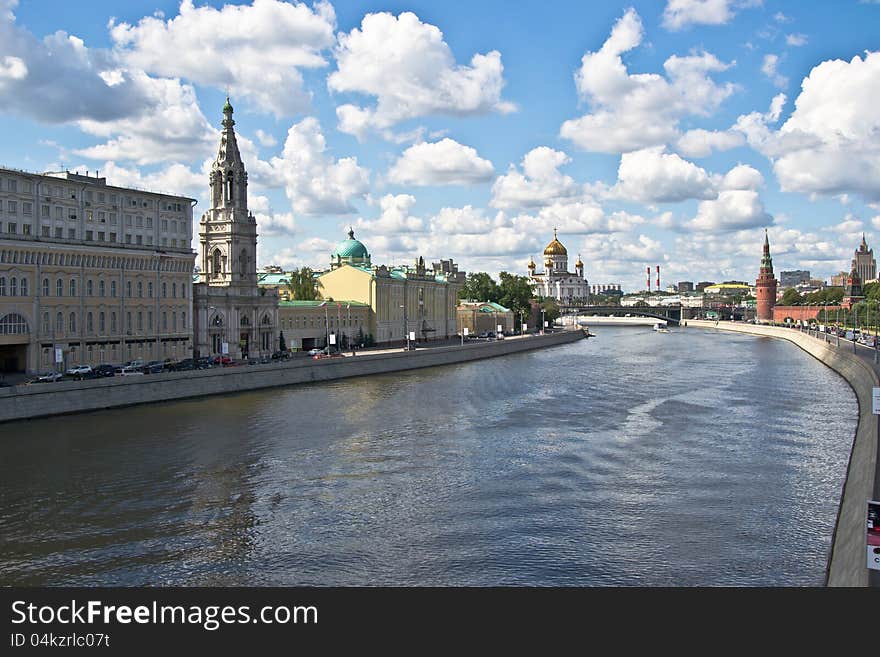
[307,348,324,356]
[65,365,93,376]
[34,372,63,383]
[119,365,144,376]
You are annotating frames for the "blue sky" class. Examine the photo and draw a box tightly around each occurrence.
[1,0,879,290]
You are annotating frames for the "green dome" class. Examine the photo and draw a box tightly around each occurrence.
[332,229,369,260]
[223,96,234,114]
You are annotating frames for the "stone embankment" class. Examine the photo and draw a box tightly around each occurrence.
[0,330,584,424]
[687,320,877,587]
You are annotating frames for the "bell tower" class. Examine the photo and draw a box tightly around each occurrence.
[199,97,257,289]
[755,229,777,322]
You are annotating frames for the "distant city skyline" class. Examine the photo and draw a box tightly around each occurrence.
[0,0,878,289]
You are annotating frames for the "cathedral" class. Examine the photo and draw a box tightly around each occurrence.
[526,229,590,304]
[193,99,278,359]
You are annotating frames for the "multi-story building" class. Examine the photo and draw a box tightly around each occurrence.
[0,167,195,374]
[457,301,515,336]
[851,234,876,283]
[278,300,371,351]
[318,230,466,345]
[677,281,694,293]
[193,98,279,360]
[779,270,811,288]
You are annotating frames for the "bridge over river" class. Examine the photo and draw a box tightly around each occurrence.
[564,305,682,326]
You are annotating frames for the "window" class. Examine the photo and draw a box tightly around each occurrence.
[22,202,31,215]
[22,224,30,236]
[127,312,131,332]
[7,223,16,234]
[110,312,117,333]
[98,232,105,241]
[69,279,76,297]
[87,312,93,334]
[111,281,117,297]
[136,215,143,227]
[110,213,117,225]
[42,312,49,334]
[86,210,93,222]
[54,206,62,219]
[99,312,105,334]
[148,311,153,331]
[99,280,105,297]
[137,312,143,331]
[55,312,63,335]
[85,230,93,241]
[136,235,142,245]
[19,277,27,296]
[42,278,49,296]
[146,217,152,228]
[0,277,4,295]
[87,280,93,296]
[110,232,116,243]
[172,282,177,298]
[68,228,75,239]
[56,278,63,297]
[69,312,76,334]
[162,312,167,331]
[0,313,28,335]
[125,234,131,244]
[137,281,143,298]
[98,211,105,223]
[7,178,16,192]
[9,277,16,296]
[8,200,16,214]
[182,312,186,330]
[54,227,62,238]
[146,236,153,246]
[126,281,132,298]
[125,214,132,226]
[41,205,49,218]
[172,312,177,332]
[162,282,167,298]
[161,219,168,231]
[148,281,153,298]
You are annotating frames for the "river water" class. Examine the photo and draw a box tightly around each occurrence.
[0,327,857,586]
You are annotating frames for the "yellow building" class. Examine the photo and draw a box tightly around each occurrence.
[278,300,371,350]
[457,301,515,335]
[0,167,195,374]
[317,231,465,345]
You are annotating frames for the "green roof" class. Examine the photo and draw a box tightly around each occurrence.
[258,273,290,285]
[332,229,370,260]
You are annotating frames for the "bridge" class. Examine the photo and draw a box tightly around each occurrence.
[564,305,682,326]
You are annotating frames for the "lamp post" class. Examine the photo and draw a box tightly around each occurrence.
[836,306,840,346]
[324,302,330,352]
[541,309,545,335]
[400,303,408,351]
[853,304,857,353]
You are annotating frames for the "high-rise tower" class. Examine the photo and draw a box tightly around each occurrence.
[193,98,278,359]
[756,229,777,322]
[851,233,876,283]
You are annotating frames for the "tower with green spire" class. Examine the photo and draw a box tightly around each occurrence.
[756,229,777,322]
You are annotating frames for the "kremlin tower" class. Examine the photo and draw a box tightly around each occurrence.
[756,229,777,322]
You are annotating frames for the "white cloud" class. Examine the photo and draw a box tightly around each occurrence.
[328,11,514,140]
[662,0,762,31]
[762,54,788,88]
[355,193,423,233]
[110,0,337,116]
[675,128,744,157]
[429,205,494,235]
[786,33,808,47]
[387,138,494,186]
[257,212,298,236]
[720,164,764,191]
[832,214,864,235]
[688,189,772,232]
[75,72,215,165]
[95,160,203,199]
[560,9,736,153]
[490,147,580,209]
[612,147,717,203]
[739,52,880,200]
[254,129,277,147]
[268,117,370,215]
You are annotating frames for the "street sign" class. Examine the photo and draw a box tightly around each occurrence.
[408,331,416,341]
[463,327,469,336]
[873,388,880,415]
[222,342,229,355]
[54,347,63,364]
[868,500,880,571]
[497,324,503,333]
[329,333,336,345]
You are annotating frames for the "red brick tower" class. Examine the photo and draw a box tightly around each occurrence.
[756,229,777,322]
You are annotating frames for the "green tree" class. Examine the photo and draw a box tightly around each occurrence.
[539,298,561,324]
[459,272,500,303]
[285,267,322,300]
[780,287,803,305]
[497,271,534,318]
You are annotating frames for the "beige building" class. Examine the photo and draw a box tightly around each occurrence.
[317,231,465,345]
[193,98,279,360]
[278,300,371,350]
[0,167,195,374]
[457,301,515,335]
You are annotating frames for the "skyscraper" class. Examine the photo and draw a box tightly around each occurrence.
[851,234,876,283]
[756,230,777,322]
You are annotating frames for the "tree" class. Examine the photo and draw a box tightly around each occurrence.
[459,272,500,303]
[539,298,561,323]
[497,272,534,318]
[278,331,286,352]
[285,267,322,300]
[781,288,803,306]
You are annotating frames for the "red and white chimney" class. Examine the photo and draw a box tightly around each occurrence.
[656,265,660,290]
[646,266,651,291]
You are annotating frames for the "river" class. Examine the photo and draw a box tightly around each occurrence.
[0,327,857,585]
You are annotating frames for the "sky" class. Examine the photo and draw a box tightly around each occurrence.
[1,0,879,291]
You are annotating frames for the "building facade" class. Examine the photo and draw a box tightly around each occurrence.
[193,99,278,360]
[0,167,195,374]
[842,265,864,310]
[755,230,778,322]
[527,230,589,304]
[457,301,515,335]
[318,232,466,345]
[779,270,811,288]
[852,234,876,283]
[278,300,371,351]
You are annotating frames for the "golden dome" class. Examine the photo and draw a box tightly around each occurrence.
[544,258,553,269]
[575,255,583,268]
[543,228,567,256]
[527,257,536,270]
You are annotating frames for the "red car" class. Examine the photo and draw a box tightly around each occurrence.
[213,355,233,366]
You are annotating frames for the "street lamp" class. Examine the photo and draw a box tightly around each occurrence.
[541,309,546,335]
[400,303,409,351]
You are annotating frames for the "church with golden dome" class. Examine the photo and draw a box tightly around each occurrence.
[527,229,590,304]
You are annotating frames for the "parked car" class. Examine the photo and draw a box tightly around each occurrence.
[65,365,93,377]
[143,360,165,374]
[173,358,196,371]
[119,365,144,376]
[271,351,291,361]
[307,348,324,356]
[93,364,116,378]
[124,359,145,370]
[213,355,233,366]
[32,371,63,383]
[195,356,214,369]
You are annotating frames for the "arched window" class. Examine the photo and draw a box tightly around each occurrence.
[241,316,250,327]
[42,312,49,334]
[99,280,105,297]
[111,281,117,297]
[172,311,177,332]
[127,312,132,332]
[87,279,93,296]
[211,314,223,327]
[110,312,117,333]
[9,277,16,297]
[99,312,105,334]
[126,281,132,297]
[261,314,272,326]
[55,312,63,335]
[87,312,93,334]
[69,312,76,334]
[148,281,153,298]
[182,311,186,330]
[20,277,27,297]
[56,278,63,297]
[69,279,76,297]
[0,277,5,296]
[162,282,167,298]
[0,313,28,335]
[138,281,143,297]
[212,249,222,277]
[42,278,49,296]
[172,282,177,298]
